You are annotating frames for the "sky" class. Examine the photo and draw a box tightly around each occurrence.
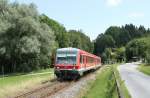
[10,0,150,40]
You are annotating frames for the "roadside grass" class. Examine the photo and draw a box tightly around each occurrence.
[138,64,150,75]
[113,64,131,98]
[82,64,131,98]
[82,65,118,98]
[0,68,54,98]
[0,68,53,78]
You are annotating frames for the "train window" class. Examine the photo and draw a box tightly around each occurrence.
[86,56,93,63]
[57,56,76,64]
[88,57,93,63]
[87,57,89,63]
[86,56,88,63]
[90,57,91,63]
[80,55,83,64]
[92,58,94,63]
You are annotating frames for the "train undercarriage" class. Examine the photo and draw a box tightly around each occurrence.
[54,69,81,80]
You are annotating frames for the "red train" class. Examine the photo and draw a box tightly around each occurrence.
[54,48,101,79]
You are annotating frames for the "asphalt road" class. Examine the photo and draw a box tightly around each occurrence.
[118,63,150,98]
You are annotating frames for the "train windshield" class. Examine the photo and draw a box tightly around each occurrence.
[56,56,76,65]
[56,53,76,64]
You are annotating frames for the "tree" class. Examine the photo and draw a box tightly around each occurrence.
[94,34,115,56]
[124,24,143,38]
[40,14,68,48]
[145,38,150,64]
[94,24,150,63]
[125,38,149,62]
[105,26,131,47]
[146,46,150,64]
[114,47,125,62]
[138,25,146,35]
[67,30,93,53]
[0,1,56,73]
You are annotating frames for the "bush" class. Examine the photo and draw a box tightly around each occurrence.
[146,46,150,64]
[125,38,149,62]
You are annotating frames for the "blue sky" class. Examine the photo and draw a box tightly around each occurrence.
[10,0,150,40]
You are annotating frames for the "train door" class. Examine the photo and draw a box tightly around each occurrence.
[80,54,84,69]
[84,55,86,69]
[81,54,86,69]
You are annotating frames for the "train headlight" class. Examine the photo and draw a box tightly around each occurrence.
[56,67,59,69]
[73,64,76,66]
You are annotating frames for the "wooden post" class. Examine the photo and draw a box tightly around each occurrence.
[113,70,124,98]
[2,65,4,78]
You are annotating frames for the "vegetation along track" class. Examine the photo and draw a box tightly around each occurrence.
[13,68,100,98]
[14,78,74,98]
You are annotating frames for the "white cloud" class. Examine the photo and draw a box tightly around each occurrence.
[106,0,122,7]
[128,12,145,19]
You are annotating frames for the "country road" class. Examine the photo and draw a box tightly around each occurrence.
[118,63,150,98]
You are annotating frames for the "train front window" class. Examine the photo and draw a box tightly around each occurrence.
[56,56,76,65]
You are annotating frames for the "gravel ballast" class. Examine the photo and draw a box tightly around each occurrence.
[48,69,102,98]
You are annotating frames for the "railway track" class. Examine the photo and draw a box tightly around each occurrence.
[13,67,101,98]
[14,78,75,98]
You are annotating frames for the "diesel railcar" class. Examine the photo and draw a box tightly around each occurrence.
[54,48,101,79]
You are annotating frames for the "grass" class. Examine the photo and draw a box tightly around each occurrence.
[0,68,54,98]
[82,65,118,98]
[0,68,53,78]
[30,68,53,73]
[82,64,131,98]
[138,64,150,75]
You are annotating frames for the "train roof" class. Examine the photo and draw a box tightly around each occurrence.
[57,47,100,59]
[57,47,78,52]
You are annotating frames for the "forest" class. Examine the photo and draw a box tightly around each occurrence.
[94,24,150,64]
[0,0,150,74]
